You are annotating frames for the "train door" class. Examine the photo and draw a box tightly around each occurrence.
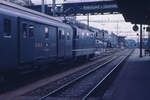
[19,19,35,64]
[43,26,50,58]
[0,15,18,69]
[65,31,72,58]
[43,26,57,58]
[57,28,65,58]
[34,24,57,61]
[48,26,57,58]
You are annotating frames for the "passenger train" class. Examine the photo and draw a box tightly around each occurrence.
[0,1,96,79]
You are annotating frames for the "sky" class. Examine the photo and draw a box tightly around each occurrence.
[31,0,148,40]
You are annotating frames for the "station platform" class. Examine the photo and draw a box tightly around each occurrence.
[104,49,150,100]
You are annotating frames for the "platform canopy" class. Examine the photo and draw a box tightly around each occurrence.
[63,0,115,4]
[116,0,150,24]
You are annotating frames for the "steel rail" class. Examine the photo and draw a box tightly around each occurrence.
[38,55,118,100]
[38,49,131,100]
[82,50,133,100]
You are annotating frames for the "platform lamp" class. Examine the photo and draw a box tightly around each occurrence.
[133,24,142,57]
[140,24,143,57]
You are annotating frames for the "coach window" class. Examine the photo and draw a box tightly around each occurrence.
[96,32,98,37]
[62,30,65,40]
[4,19,11,36]
[91,33,93,38]
[45,27,49,39]
[67,32,70,40]
[75,32,79,39]
[74,32,77,39]
[87,33,89,37]
[73,28,78,39]
[23,23,27,38]
[82,32,84,38]
[59,30,62,40]
[29,25,34,38]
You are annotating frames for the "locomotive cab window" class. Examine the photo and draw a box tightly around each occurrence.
[62,30,65,40]
[45,27,49,39]
[58,30,62,40]
[29,25,34,38]
[73,28,78,39]
[96,32,98,37]
[4,19,11,36]
[75,32,79,39]
[91,33,94,38]
[74,32,77,39]
[23,23,27,38]
[59,30,65,40]
[87,33,89,37]
[67,32,70,40]
[82,32,85,38]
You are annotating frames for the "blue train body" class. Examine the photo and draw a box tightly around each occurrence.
[0,1,96,76]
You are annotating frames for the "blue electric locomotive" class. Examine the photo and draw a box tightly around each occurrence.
[0,1,96,80]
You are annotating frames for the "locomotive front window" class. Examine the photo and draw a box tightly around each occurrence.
[4,19,11,36]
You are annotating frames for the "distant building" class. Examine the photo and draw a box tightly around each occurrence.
[118,36,126,48]
[109,33,119,48]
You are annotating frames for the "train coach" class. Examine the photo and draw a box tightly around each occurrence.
[71,24,96,60]
[0,1,96,80]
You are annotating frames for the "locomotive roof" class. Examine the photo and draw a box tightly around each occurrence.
[0,1,72,29]
[0,1,62,22]
[72,25,93,33]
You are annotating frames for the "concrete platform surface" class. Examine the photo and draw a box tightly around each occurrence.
[104,49,150,100]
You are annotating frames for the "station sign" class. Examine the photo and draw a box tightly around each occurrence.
[63,1,119,15]
[133,24,139,32]
[83,4,118,11]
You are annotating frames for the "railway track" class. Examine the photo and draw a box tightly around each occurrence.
[38,49,133,100]
[82,50,133,100]
[23,50,120,96]
[0,49,122,99]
